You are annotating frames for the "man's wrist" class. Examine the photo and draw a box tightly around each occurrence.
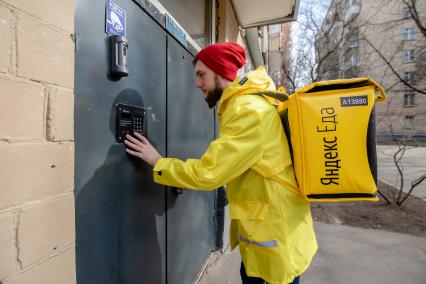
[152,156,162,167]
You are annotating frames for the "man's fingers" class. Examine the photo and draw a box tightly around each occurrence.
[134,132,149,144]
[125,148,141,157]
[124,139,143,151]
[126,134,144,147]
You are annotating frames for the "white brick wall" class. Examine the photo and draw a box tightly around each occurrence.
[18,196,75,268]
[16,13,74,88]
[0,75,45,141]
[0,213,15,279]
[0,142,74,210]
[0,0,75,282]
[7,247,76,284]
[46,86,74,141]
[1,0,74,33]
[0,5,10,73]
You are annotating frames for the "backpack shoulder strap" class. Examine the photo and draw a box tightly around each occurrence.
[248,91,289,102]
[247,91,290,112]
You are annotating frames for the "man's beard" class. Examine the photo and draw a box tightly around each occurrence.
[205,76,223,109]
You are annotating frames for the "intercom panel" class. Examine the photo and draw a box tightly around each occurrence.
[115,103,145,143]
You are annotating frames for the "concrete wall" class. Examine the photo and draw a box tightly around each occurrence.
[0,0,76,283]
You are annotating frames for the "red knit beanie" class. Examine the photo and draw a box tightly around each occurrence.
[195,42,246,81]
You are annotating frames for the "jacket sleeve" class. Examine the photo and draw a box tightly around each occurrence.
[153,104,263,190]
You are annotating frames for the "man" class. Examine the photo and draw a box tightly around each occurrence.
[124,42,317,284]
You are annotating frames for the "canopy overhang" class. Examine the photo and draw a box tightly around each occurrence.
[232,0,300,28]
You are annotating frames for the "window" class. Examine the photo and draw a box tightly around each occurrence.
[404,115,415,129]
[346,54,358,66]
[349,35,358,48]
[403,7,411,19]
[403,49,415,62]
[404,71,413,81]
[268,24,281,35]
[347,0,358,7]
[404,93,415,106]
[403,28,416,40]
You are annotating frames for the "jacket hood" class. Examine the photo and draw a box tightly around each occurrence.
[217,66,276,115]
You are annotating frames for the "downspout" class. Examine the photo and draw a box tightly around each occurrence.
[245,27,264,68]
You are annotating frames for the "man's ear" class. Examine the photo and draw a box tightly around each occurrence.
[217,74,232,88]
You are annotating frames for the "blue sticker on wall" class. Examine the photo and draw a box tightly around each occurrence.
[166,16,187,47]
[106,0,126,36]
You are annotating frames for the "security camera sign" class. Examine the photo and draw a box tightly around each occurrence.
[105,0,126,36]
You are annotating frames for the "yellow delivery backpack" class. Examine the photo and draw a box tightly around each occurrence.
[256,78,387,202]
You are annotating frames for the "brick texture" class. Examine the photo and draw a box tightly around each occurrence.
[6,247,76,284]
[47,86,74,141]
[16,13,74,87]
[1,0,74,33]
[0,212,15,281]
[0,75,45,140]
[0,5,11,73]
[0,142,74,210]
[0,0,76,282]
[18,196,75,268]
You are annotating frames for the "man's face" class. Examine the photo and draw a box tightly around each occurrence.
[194,60,224,108]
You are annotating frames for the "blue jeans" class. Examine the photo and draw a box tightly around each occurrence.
[240,262,301,284]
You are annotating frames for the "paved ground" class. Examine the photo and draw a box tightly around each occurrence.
[198,222,426,284]
[377,145,426,198]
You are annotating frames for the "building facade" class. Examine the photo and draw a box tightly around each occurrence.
[317,0,426,141]
[266,23,293,90]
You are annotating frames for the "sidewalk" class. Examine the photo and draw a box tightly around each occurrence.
[198,222,426,284]
[377,145,426,198]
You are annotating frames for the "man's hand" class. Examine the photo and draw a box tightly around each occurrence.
[124,132,162,167]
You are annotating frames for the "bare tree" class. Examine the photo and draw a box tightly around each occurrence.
[359,0,426,95]
[382,138,426,205]
[359,0,426,205]
[281,0,332,92]
[283,0,376,90]
[403,0,426,38]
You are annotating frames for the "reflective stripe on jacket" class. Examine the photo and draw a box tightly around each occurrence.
[153,66,317,284]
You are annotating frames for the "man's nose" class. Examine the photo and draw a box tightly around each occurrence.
[196,79,202,89]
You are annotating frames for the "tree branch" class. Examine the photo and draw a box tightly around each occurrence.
[403,0,426,38]
[398,173,426,205]
[361,33,426,95]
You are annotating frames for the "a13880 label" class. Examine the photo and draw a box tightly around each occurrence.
[340,96,368,107]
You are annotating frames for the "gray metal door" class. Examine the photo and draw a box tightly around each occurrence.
[75,1,215,283]
[75,0,167,283]
[166,38,216,284]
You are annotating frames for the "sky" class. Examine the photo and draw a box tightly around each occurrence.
[289,0,332,88]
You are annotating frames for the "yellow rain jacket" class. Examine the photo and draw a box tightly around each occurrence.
[153,66,317,284]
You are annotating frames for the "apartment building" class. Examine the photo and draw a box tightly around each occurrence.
[317,0,426,141]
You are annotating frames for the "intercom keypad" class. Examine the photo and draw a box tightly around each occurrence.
[116,103,146,143]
